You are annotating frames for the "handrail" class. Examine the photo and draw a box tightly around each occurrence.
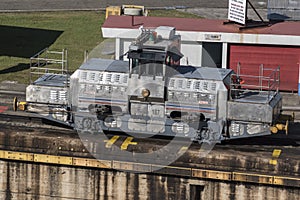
[30,48,69,87]
[230,64,280,101]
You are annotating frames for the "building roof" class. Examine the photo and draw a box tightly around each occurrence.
[103,15,300,36]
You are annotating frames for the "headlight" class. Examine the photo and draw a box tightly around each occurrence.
[104,117,122,128]
[172,122,190,135]
[141,88,150,98]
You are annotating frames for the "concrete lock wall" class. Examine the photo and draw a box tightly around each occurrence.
[0,160,299,200]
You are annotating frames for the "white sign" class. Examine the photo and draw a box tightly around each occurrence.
[228,0,247,25]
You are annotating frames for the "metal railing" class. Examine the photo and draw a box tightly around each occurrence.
[230,63,280,101]
[30,48,69,86]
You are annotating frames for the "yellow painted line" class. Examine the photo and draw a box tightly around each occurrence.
[269,159,278,165]
[0,150,4,158]
[113,161,151,172]
[121,137,137,150]
[232,172,273,184]
[274,176,300,187]
[192,168,232,181]
[34,154,73,165]
[73,157,111,169]
[0,151,34,161]
[104,135,120,148]
[272,149,282,158]
[0,149,300,188]
[269,149,282,165]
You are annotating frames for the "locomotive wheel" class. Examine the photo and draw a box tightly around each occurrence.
[13,97,18,111]
[82,118,93,130]
[285,120,289,135]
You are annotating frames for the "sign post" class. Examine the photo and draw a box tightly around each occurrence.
[225,0,269,30]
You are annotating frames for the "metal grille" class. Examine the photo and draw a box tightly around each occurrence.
[50,90,58,102]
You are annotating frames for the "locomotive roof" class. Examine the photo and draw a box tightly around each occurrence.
[79,58,129,73]
[173,65,233,81]
[79,58,233,81]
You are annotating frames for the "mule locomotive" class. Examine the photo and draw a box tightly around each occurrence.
[14,26,287,143]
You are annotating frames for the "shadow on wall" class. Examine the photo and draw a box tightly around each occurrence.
[0,25,63,58]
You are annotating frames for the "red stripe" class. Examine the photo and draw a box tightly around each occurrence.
[166,107,215,113]
[79,100,126,106]
[0,106,8,113]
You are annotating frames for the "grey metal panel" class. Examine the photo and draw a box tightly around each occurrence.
[172,65,233,81]
[216,89,228,120]
[79,58,129,72]
[33,74,68,87]
[26,85,68,105]
[128,74,164,98]
[227,101,273,123]
[80,58,233,81]
[233,91,276,104]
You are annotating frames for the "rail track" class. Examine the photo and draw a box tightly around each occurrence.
[0,97,299,186]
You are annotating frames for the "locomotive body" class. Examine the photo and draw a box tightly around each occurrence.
[17,26,285,143]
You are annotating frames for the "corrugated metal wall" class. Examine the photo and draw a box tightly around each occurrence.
[268,0,300,21]
[229,44,300,91]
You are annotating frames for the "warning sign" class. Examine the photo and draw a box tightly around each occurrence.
[228,0,247,25]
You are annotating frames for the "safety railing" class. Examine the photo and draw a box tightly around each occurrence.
[135,28,153,44]
[230,63,280,102]
[30,48,69,86]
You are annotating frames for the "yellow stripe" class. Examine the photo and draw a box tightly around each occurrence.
[192,168,232,181]
[269,149,282,165]
[34,154,73,165]
[73,157,111,169]
[232,172,273,184]
[121,137,137,150]
[0,149,299,187]
[269,159,278,165]
[3,151,34,161]
[113,161,151,172]
[104,135,120,148]
[272,149,282,158]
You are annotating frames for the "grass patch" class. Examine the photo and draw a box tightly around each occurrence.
[0,10,200,84]
[148,9,202,18]
[0,11,104,84]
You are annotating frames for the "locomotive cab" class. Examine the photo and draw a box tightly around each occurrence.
[125,26,183,135]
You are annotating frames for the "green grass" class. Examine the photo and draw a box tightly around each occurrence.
[148,9,202,18]
[0,10,200,84]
